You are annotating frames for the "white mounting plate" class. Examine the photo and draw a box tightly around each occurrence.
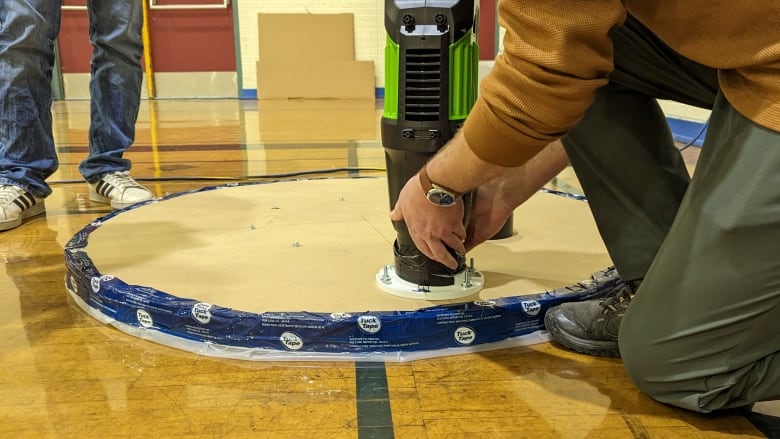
[375,264,484,300]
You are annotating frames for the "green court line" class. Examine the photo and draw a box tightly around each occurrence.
[356,362,395,439]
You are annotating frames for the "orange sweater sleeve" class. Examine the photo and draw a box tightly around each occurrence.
[463,0,627,167]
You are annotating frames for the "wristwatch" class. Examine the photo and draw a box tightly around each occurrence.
[418,164,462,207]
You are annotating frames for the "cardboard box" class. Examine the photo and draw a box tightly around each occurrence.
[256,13,375,101]
[257,60,375,100]
[257,13,355,62]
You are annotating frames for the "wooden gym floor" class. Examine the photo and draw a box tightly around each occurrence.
[1,99,778,438]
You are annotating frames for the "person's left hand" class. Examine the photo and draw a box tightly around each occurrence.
[389,173,466,269]
[464,184,515,252]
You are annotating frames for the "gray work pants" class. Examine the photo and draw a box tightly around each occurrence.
[562,16,780,412]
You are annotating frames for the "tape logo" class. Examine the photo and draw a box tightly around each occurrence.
[521,300,541,316]
[137,309,154,328]
[280,331,304,350]
[192,302,213,324]
[90,275,114,293]
[357,315,382,334]
[454,326,476,345]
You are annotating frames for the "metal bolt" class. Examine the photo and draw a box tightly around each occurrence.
[462,268,472,288]
[380,266,392,284]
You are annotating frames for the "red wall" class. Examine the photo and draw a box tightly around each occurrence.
[59,5,91,73]
[58,0,235,74]
[478,0,496,60]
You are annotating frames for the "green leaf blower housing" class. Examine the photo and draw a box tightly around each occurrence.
[382,0,479,287]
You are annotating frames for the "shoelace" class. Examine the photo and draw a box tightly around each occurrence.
[599,282,638,313]
[102,172,144,190]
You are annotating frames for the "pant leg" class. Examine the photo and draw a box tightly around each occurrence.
[79,0,143,182]
[0,0,61,197]
[562,89,691,280]
[619,94,780,412]
[561,15,718,280]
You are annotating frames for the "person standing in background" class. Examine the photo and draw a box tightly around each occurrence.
[0,0,153,232]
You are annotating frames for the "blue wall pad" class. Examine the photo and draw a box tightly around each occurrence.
[240,89,258,100]
[666,117,708,147]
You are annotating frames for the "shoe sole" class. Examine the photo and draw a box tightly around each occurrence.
[544,311,621,358]
[89,191,148,210]
[89,188,153,210]
[89,192,126,210]
[0,202,46,232]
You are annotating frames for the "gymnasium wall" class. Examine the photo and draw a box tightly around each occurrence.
[58,0,237,99]
[236,0,386,98]
[236,1,708,138]
[54,1,708,140]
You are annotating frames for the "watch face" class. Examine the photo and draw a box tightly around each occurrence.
[427,189,456,206]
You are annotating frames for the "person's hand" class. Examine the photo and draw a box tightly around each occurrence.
[389,173,466,269]
[464,184,515,252]
[464,140,571,250]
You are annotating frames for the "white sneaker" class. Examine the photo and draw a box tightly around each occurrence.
[0,184,46,232]
[88,171,154,209]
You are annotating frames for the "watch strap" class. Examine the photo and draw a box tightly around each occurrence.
[418,164,462,198]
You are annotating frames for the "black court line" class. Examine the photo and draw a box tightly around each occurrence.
[355,362,394,439]
[351,360,780,439]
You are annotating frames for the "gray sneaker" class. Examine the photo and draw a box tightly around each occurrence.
[0,184,46,232]
[89,171,154,209]
[544,281,640,357]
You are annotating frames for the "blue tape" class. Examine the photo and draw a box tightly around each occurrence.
[64,181,619,357]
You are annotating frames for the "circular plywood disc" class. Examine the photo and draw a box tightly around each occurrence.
[64,177,622,360]
[83,177,610,313]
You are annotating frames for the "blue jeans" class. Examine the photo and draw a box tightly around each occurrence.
[0,0,143,198]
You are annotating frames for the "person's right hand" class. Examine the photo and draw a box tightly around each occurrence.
[390,173,467,270]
